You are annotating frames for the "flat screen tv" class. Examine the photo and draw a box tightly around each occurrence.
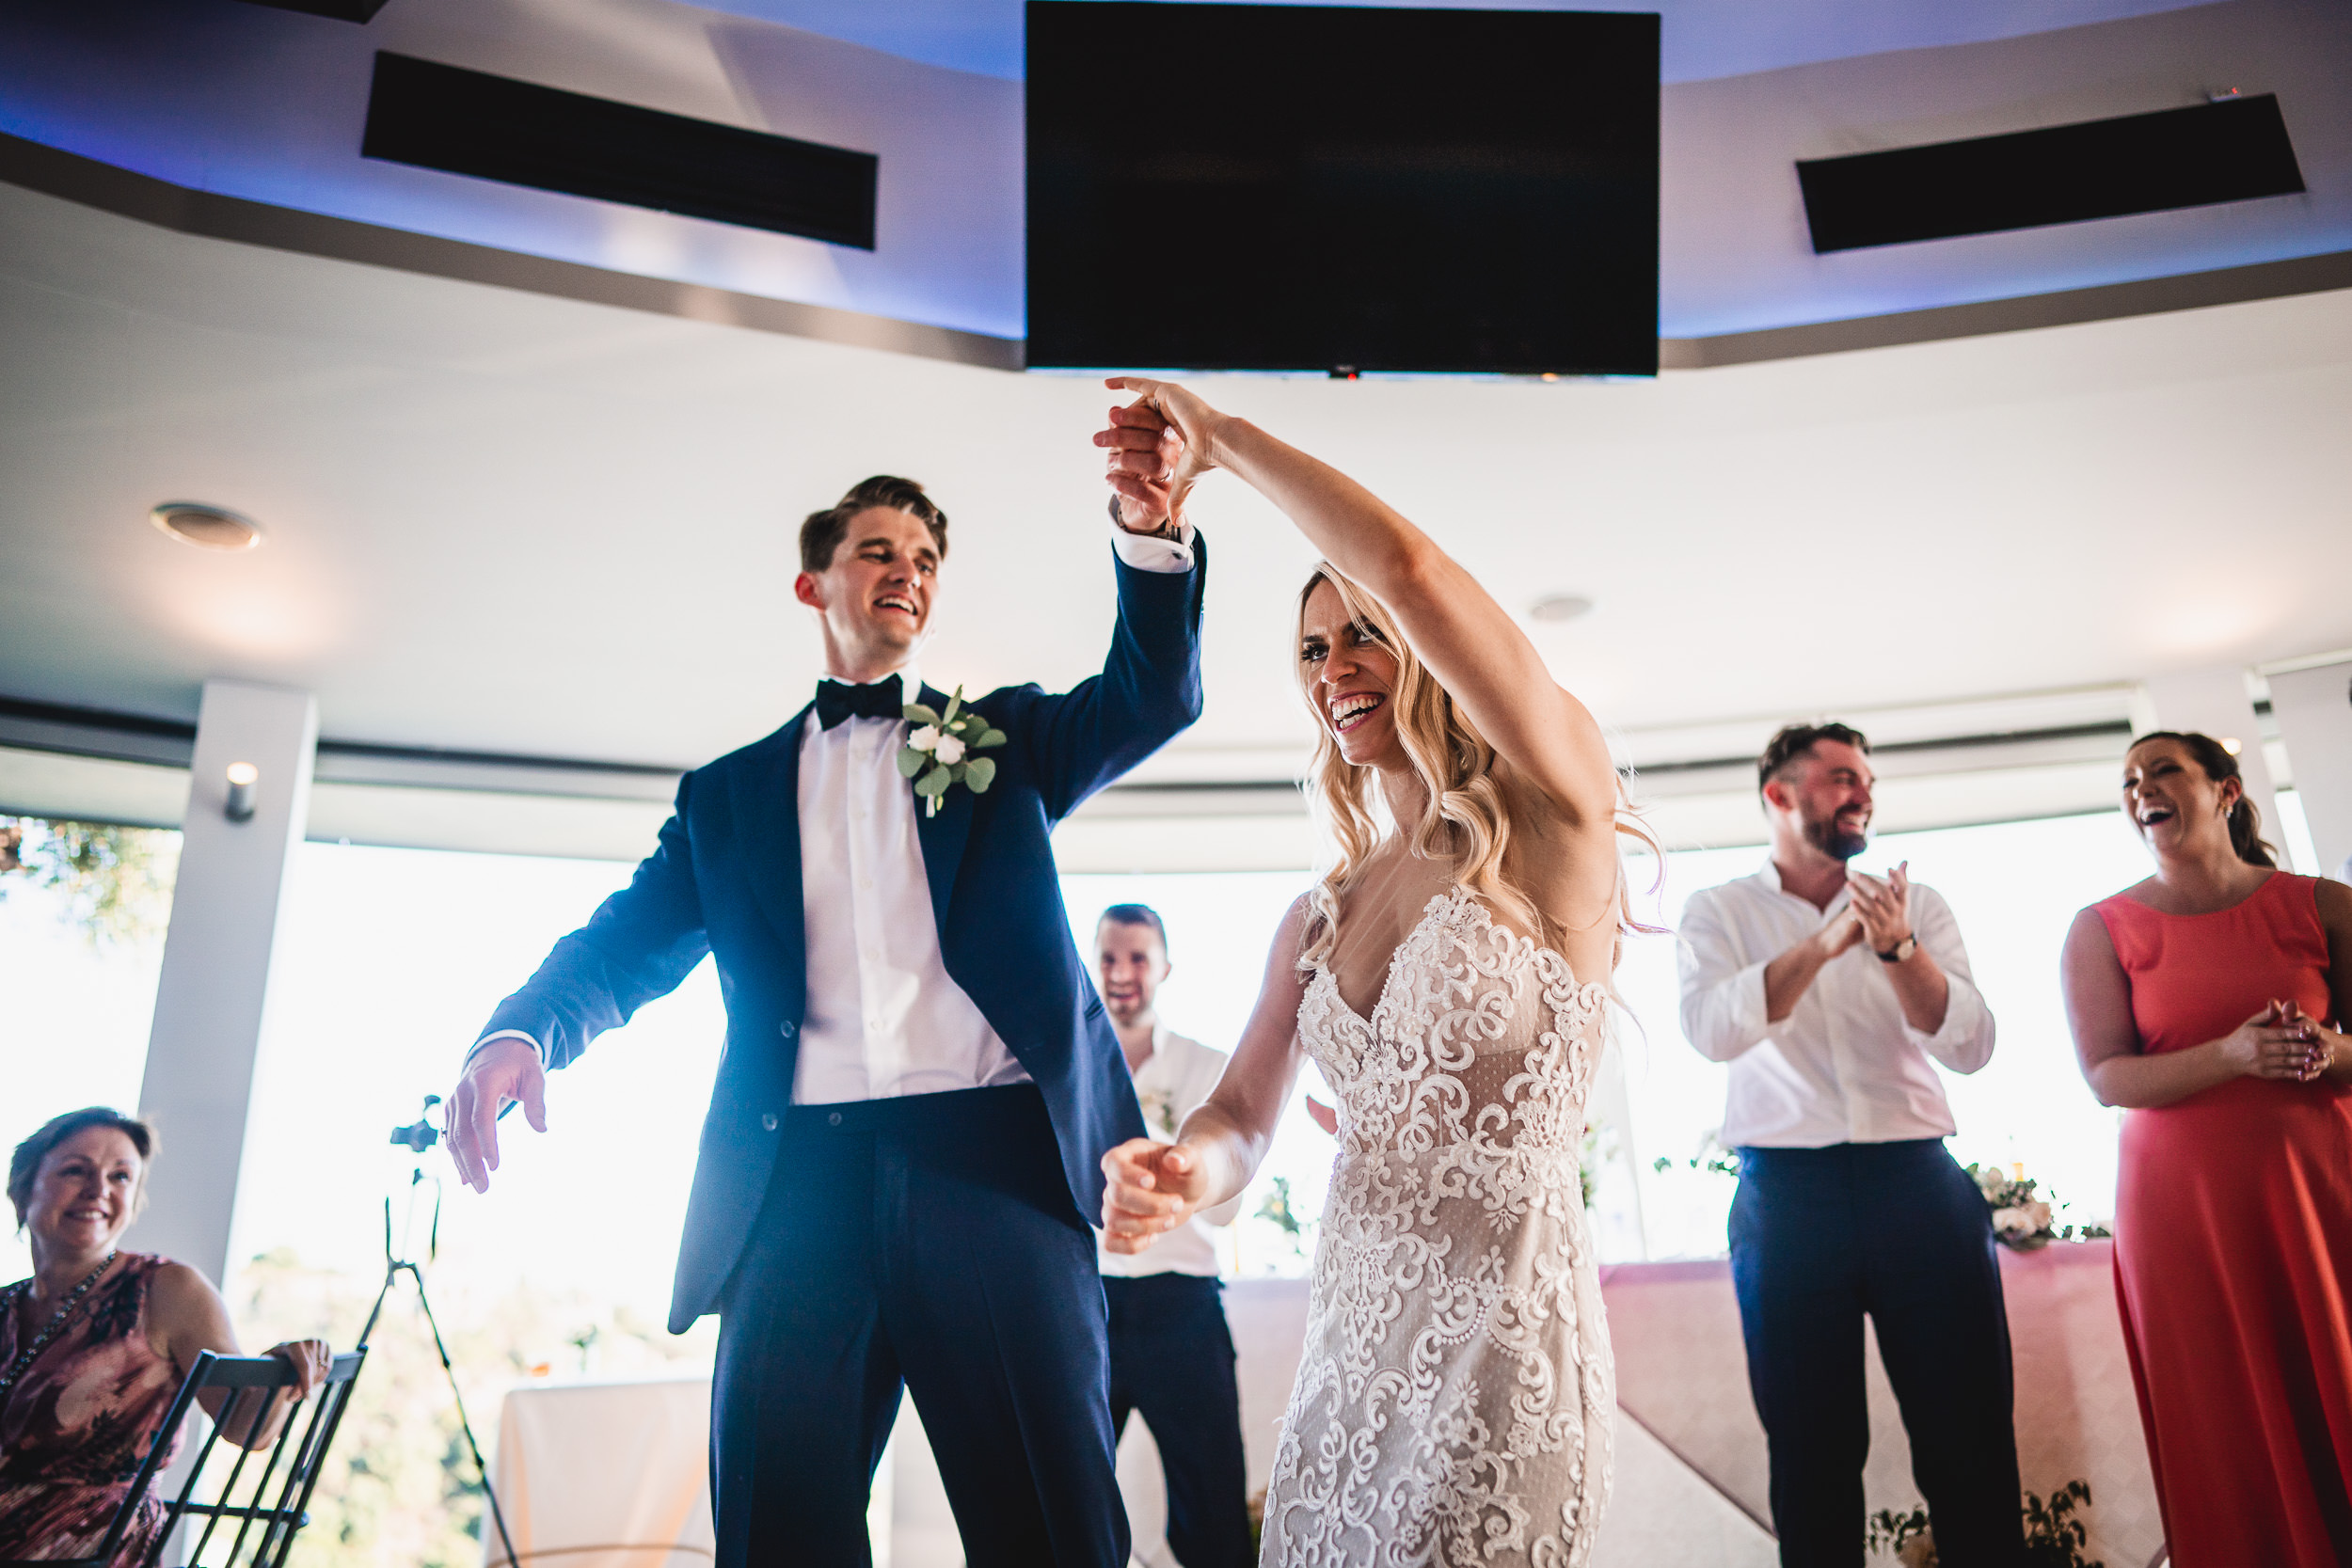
[1025,2,1659,376]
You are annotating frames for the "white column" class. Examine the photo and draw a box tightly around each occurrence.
[2270,659,2352,879]
[135,681,317,1286]
[2130,668,2280,851]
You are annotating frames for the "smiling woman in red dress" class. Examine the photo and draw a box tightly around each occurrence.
[2062,731,2352,1568]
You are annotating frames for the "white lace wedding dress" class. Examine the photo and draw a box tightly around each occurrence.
[1261,886,1614,1567]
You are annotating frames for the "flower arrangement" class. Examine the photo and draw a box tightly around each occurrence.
[1867,1480,2101,1567]
[1255,1175,1314,1260]
[1651,1131,1740,1181]
[1964,1164,2112,1252]
[897,687,1007,817]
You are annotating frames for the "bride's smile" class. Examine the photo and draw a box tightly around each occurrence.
[1300,580,1403,768]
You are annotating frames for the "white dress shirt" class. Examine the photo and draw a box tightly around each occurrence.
[1677,861,1995,1148]
[1098,1026,1246,1278]
[789,667,1027,1102]
[471,516,1196,1084]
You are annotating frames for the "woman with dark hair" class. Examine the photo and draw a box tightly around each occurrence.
[1,1107,330,1564]
[2061,731,2352,1566]
[1094,380,1651,1565]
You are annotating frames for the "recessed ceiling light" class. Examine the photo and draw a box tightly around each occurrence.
[151,502,262,551]
[1528,594,1595,624]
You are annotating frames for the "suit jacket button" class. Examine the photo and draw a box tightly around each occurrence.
[761,1112,779,1132]
[827,1112,844,1128]
[779,1021,797,1038]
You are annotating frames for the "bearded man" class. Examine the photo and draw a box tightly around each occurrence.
[1677,721,2024,1568]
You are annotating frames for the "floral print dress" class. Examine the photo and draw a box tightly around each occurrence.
[0,1254,183,1564]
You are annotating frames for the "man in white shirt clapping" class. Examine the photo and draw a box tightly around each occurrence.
[1677,723,2026,1567]
[1095,905,1251,1568]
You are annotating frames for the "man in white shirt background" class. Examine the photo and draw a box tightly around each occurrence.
[1094,904,1251,1568]
[1678,723,2026,1567]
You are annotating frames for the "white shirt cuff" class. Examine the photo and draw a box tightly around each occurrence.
[469,1029,547,1069]
[1107,501,1198,574]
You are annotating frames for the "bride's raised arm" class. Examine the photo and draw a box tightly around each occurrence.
[1099,377,1618,832]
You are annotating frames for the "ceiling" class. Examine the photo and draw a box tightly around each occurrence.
[694,0,2225,86]
[3,0,2344,342]
[4,178,2348,792]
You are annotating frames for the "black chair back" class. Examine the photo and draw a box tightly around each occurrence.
[1,1347,366,1568]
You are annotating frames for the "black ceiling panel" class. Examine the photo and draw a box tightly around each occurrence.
[1798,94,2305,253]
[361,52,877,249]
[235,0,395,20]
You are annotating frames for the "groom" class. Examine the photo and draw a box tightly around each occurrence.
[445,412,1205,1566]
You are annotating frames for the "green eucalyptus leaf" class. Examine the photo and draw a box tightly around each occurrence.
[962,756,996,793]
[896,747,927,778]
[914,765,952,798]
[976,728,1007,749]
[943,687,963,723]
[903,703,940,724]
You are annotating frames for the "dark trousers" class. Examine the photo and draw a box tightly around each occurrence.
[1729,1140,2025,1568]
[710,1085,1128,1568]
[1103,1274,1254,1568]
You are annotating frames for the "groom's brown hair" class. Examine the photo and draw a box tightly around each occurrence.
[800,476,950,573]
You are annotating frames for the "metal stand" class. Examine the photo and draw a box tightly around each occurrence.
[372,1102,524,1568]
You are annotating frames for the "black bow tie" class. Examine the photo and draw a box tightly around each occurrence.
[816,675,905,730]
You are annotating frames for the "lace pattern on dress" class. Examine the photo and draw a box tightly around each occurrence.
[1262,887,1614,1567]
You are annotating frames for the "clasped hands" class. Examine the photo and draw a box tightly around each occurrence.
[1093,376,1228,535]
[1100,1137,1211,1254]
[1818,860,1915,958]
[2226,998,2344,1084]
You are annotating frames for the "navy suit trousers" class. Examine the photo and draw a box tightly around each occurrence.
[1728,1140,2026,1568]
[710,1085,1127,1568]
[1104,1274,1253,1568]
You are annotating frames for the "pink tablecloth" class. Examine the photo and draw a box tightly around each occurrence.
[1598,1241,2163,1568]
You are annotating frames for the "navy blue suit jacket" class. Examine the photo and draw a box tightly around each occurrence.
[482,543,1207,1332]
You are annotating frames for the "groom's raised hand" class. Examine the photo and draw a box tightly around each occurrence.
[1096,384,1220,536]
[1095,398,1183,533]
[1100,1136,1212,1254]
[446,1037,548,1194]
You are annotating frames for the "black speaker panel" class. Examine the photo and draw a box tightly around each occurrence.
[236,0,395,21]
[361,53,878,249]
[1798,95,2305,254]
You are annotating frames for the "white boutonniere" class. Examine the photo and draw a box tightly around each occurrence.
[898,687,1008,817]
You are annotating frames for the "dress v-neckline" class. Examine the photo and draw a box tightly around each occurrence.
[1318,886,1469,1028]
[1315,886,1600,1031]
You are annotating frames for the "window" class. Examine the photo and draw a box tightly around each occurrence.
[0,817,179,1284]
[1612,811,2157,1260]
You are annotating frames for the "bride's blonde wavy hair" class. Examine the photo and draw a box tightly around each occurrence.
[1294,564,1661,971]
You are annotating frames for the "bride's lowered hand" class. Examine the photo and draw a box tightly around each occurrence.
[1101,1137,1212,1254]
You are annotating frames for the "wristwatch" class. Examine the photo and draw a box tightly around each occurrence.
[1877,933,1918,964]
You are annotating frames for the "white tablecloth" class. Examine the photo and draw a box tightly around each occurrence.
[484,1378,715,1568]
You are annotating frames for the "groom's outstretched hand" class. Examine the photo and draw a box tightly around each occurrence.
[1100,1136,1212,1254]
[446,1037,548,1194]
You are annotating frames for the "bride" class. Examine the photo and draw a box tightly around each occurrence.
[1097,378,1645,1566]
